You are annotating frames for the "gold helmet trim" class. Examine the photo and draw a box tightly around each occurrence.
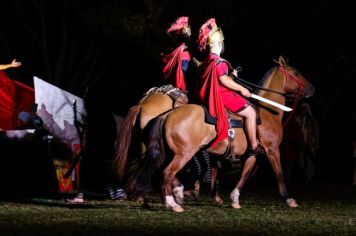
[207,27,224,47]
[179,25,192,37]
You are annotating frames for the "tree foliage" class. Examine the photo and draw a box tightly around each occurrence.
[0,0,111,96]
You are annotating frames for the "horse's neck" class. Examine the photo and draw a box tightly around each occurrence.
[258,69,286,118]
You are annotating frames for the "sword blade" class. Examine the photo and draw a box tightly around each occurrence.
[251,94,293,112]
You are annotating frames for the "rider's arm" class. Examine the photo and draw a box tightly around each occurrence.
[0,64,11,70]
[0,59,21,70]
[219,75,251,97]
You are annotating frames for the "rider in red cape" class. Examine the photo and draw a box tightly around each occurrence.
[197,18,265,155]
[161,16,191,91]
[199,54,229,146]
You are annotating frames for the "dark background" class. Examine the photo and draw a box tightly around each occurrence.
[0,0,355,192]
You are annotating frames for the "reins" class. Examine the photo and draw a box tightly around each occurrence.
[233,64,306,127]
[233,74,288,97]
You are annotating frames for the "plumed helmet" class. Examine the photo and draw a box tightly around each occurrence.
[197,18,224,52]
[167,16,191,37]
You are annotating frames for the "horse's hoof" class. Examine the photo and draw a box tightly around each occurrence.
[184,190,199,201]
[135,195,145,204]
[175,199,184,205]
[141,201,151,210]
[192,190,199,201]
[172,205,185,213]
[215,201,224,207]
[286,198,298,208]
[231,202,241,209]
[214,197,224,206]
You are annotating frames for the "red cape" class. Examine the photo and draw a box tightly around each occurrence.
[0,71,34,130]
[161,43,189,91]
[199,58,228,147]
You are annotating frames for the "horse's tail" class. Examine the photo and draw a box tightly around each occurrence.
[113,105,140,179]
[125,115,167,194]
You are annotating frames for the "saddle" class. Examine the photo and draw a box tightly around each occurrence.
[144,84,188,107]
[201,104,264,160]
[201,104,261,129]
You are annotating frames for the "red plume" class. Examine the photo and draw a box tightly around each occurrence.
[196,18,217,52]
[167,16,189,34]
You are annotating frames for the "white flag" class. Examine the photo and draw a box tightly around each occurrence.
[34,76,86,145]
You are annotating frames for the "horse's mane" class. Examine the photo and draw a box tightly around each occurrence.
[253,67,277,94]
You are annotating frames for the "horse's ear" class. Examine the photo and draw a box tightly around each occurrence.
[279,56,286,66]
[273,56,283,67]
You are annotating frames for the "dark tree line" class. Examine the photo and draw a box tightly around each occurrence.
[0,0,111,96]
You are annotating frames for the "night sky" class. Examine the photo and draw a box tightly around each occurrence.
[0,0,355,184]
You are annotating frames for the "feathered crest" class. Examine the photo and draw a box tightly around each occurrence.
[167,16,189,34]
[196,18,217,52]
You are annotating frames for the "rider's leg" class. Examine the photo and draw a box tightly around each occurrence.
[237,105,265,155]
[238,105,258,148]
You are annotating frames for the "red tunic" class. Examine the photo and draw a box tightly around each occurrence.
[199,53,247,147]
[161,43,190,91]
[211,54,247,112]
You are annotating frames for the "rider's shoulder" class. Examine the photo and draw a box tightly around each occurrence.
[216,58,228,65]
[216,57,232,69]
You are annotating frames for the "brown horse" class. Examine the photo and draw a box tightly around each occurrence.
[115,84,215,204]
[114,85,222,205]
[114,85,188,181]
[126,56,315,212]
[113,85,188,205]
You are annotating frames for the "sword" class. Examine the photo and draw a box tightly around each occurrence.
[251,94,292,112]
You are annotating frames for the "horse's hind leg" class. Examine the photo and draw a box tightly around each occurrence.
[172,177,184,205]
[230,156,257,209]
[162,155,191,212]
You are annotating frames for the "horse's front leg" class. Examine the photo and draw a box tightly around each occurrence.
[267,149,298,208]
[230,156,256,209]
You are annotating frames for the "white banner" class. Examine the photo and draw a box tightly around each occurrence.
[34,76,86,145]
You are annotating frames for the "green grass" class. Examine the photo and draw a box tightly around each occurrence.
[0,182,356,236]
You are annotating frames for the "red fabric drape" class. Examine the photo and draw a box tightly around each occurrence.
[161,43,189,91]
[0,71,34,130]
[199,58,228,147]
[0,71,16,129]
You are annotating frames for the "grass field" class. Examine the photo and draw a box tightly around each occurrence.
[0,181,356,236]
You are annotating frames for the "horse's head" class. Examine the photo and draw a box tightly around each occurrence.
[275,56,315,100]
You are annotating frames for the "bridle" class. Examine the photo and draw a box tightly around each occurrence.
[278,66,307,126]
[234,65,308,125]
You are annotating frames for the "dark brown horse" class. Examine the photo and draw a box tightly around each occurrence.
[125,56,315,212]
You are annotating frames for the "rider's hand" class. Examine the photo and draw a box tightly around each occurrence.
[231,69,238,78]
[240,88,251,98]
[11,59,21,68]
